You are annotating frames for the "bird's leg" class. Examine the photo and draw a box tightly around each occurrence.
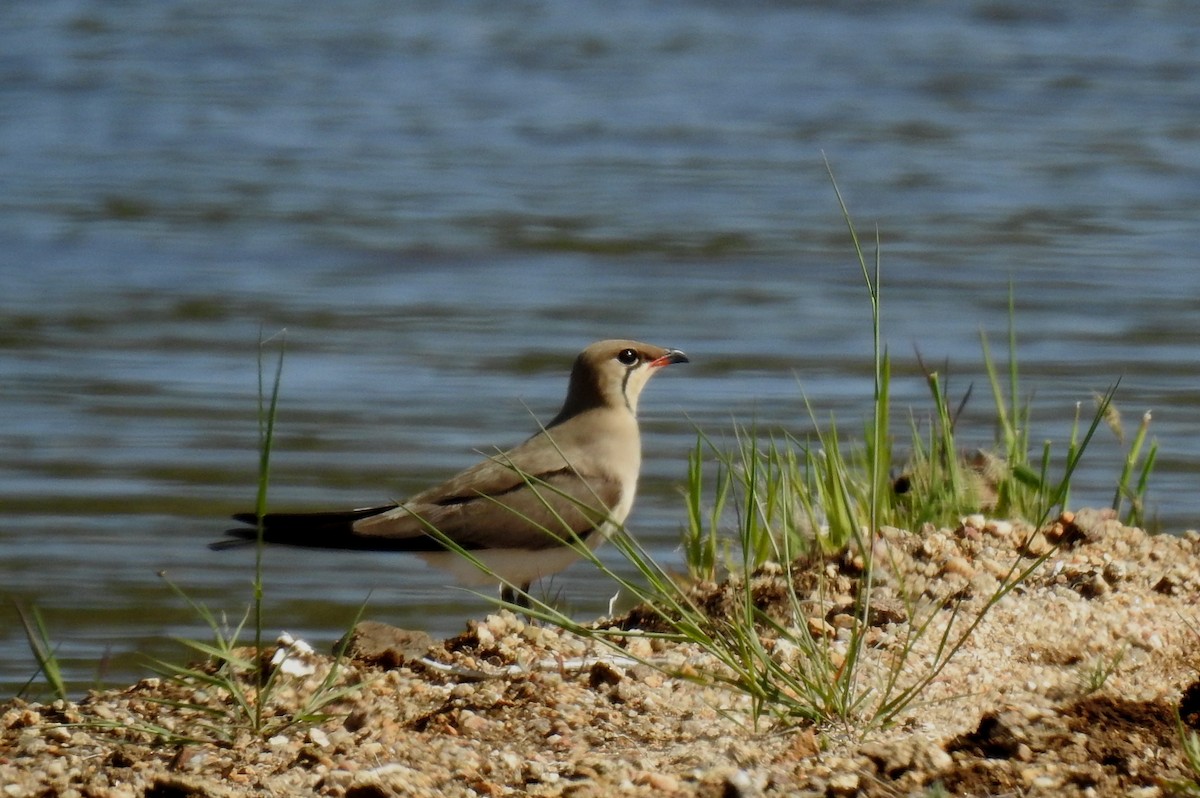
[500,582,533,612]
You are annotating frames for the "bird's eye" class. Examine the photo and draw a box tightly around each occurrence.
[616,348,640,365]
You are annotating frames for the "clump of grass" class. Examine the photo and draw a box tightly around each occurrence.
[673,169,1126,729]
[14,603,69,702]
[138,571,365,745]
[893,287,1094,533]
[132,331,366,744]
[1078,646,1127,696]
[1109,405,1158,529]
[1172,710,1200,797]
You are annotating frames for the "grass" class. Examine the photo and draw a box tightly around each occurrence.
[13,331,365,745]
[1178,744,1200,796]
[1173,707,1200,797]
[130,331,366,744]
[14,603,69,702]
[1110,405,1158,528]
[660,174,1125,730]
[1078,646,1127,696]
[137,571,364,745]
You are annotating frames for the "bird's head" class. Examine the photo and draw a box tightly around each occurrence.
[554,339,689,422]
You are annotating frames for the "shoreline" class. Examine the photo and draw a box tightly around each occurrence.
[4,508,1199,797]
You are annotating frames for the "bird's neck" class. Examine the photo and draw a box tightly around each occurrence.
[549,398,634,429]
[551,369,636,426]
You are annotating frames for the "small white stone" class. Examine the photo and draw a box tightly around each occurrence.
[986,519,1013,536]
[828,772,860,795]
[963,514,986,529]
[474,624,495,648]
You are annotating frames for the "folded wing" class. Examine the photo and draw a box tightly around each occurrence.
[215,449,622,553]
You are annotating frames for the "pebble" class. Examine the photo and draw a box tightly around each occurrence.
[44,726,71,743]
[723,768,761,797]
[827,772,860,796]
[634,771,679,791]
[1102,561,1127,583]
[942,555,975,578]
[986,519,1014,537]
[625,636,653,659]
[830,613,856,630]
[807,616,835,637]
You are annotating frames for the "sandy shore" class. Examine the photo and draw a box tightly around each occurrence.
[3,508,1199,797]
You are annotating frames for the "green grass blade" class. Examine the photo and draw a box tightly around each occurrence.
[15,603,69,701]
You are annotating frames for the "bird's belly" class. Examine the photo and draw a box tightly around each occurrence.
[414,524,614,589]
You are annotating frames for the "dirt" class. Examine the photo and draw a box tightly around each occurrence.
[3,508,1200,797]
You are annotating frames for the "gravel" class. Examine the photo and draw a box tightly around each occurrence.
[3,508,1199,797]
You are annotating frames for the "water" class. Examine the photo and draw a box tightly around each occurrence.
[2,0,1198,693]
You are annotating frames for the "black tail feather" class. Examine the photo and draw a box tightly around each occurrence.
[228,505,395,528]
[209,536,256,551]
[212,504,403,552]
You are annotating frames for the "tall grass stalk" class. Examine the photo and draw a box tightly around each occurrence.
[252,330,287,730]
[828,160,887,719]
[133,331,364,744]
[1112,408,1158,528]
[683,437,730,582]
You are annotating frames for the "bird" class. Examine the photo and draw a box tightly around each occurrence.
[212,339,689,607]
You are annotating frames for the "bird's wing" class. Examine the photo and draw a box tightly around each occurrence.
[407,425,580,504]
[218,425,626,552]
[354,461,625,551]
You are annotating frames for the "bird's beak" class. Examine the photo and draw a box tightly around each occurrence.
[649,349,689,368]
